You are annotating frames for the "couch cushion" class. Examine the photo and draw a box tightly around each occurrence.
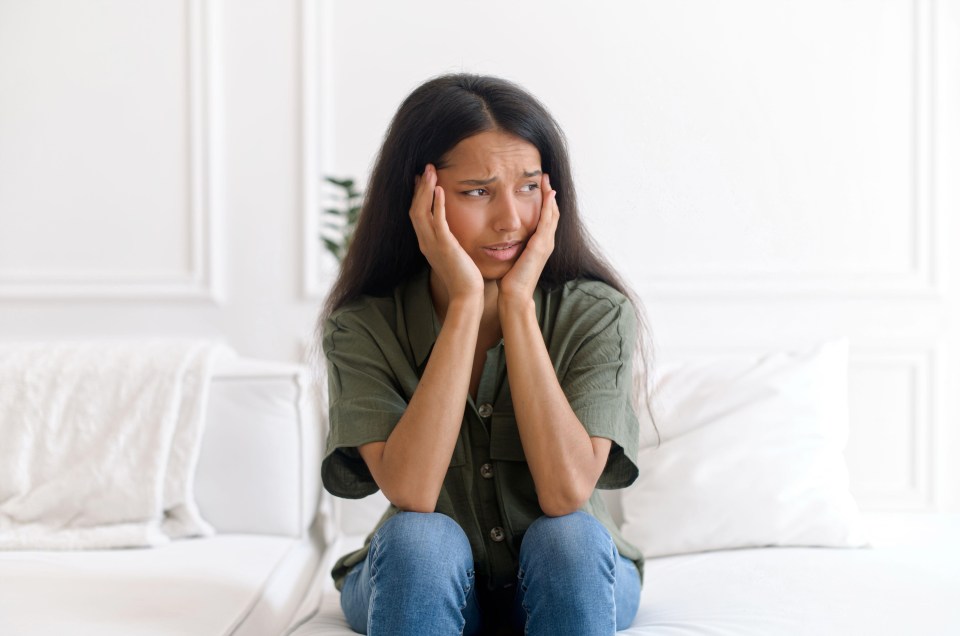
[0,534,321,636]
[621,339,865,557]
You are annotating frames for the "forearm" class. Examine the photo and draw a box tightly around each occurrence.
[365,297,482,511]
[500,297,610,516]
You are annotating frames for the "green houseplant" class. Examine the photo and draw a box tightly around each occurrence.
[320,176,363,263]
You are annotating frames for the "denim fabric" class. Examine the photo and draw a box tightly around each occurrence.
[340,511,641,635]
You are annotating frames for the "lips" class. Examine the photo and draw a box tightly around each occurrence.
[481,241,523,262]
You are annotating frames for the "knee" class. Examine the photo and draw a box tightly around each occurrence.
[372,512,472,575]
[524,511,611,548]
[520,512,615,571]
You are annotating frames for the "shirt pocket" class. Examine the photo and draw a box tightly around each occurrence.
[490,414,541,536]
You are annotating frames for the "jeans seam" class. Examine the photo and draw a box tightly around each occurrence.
[605,531,617,579]
[605,530,619,631]
[457,568,475,636]
[515,565,531,635]
[369,529,381,581]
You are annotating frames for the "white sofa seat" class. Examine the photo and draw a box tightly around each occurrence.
[0,356,324,636]
[290,494,960,635]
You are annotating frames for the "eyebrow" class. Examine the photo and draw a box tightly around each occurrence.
[457,170,542,186]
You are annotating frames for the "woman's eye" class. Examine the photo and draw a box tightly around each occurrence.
[519,183,540,193]
[463,188,488,197]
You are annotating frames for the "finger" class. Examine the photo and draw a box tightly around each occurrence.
[422,164,439,209]
[540,173,557,226]
[548,190,559,231]
[534,192,557,239]
[410,164,437,221]
[537,178,559,253]
[410,166,439,249]
[432,185,447,231]
[543,172,554,197]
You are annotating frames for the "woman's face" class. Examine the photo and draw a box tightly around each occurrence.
[435,130,543,281]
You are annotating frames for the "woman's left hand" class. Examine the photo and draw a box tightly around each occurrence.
[497,172,559,308]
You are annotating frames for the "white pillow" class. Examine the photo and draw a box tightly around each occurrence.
[620,339,867,557]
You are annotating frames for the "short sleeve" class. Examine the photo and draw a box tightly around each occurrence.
[557,287,640,489]
[321,306,410,499]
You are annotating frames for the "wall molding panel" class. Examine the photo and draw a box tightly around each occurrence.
[302,0,940,300]
[0,0,223,301]
[847,345,937,511]
[638,0,938,299]
[301,0,328,300]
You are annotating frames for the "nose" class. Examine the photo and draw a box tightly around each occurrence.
[492,193,522,233]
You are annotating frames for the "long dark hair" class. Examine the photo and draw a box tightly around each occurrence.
[319,73,658,440]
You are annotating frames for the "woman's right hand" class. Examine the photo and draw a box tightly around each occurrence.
[409,164,484,303]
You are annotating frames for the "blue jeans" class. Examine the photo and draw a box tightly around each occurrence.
[340,511,641,635]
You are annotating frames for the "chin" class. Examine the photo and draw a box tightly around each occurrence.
[479,264,514,282]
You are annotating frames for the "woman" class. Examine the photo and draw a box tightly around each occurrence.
[317,73,654,635]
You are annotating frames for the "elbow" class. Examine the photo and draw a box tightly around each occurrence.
[383,488,439,514]
[537,483,593,518]
[394,501,437,514]
[539,500,581,518]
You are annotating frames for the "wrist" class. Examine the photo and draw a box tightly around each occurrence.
[446,293,485,321]
[497,293,535,318]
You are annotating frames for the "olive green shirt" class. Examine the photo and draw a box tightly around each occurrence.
[321,268,644,591]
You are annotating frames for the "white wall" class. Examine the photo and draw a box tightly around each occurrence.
[0,0,316,361]
[1,0,958,513]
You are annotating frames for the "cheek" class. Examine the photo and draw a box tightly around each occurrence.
[522,197,541,230]
[443,204,480,245]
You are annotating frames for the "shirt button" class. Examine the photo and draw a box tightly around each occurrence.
[489,527,505,542]
[478,403,493,418]
[480,463,494,479]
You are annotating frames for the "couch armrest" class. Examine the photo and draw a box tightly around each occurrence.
[193,357,321,537]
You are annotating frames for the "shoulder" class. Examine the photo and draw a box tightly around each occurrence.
[326,294,396,328]
[555,278,631,307]
[324,268,429,339]
[543,279,637,333]
[323,293,399,349]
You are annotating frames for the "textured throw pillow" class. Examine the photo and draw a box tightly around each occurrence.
[620,339,867,557]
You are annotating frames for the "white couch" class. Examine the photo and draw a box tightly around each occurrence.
[0,356,326,636]
[291,340,960,635]
[293,497,960,635]
[3,345,959,636]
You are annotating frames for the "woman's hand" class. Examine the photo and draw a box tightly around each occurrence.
[498,173,559,308]
[410,164,484,303]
